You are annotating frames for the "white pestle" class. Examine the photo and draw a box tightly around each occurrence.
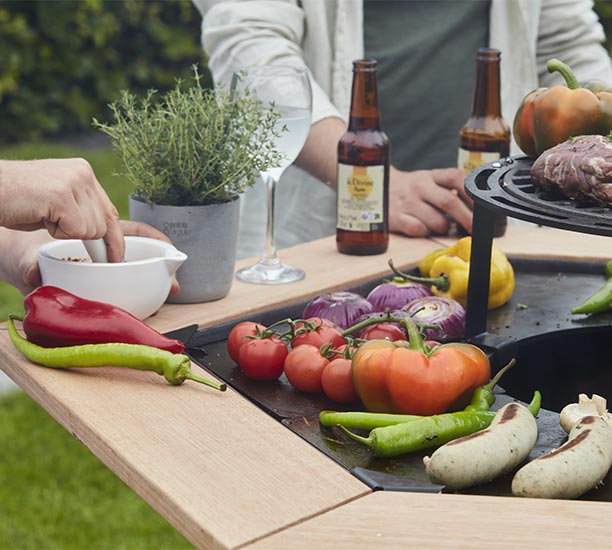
[82,239,108,263]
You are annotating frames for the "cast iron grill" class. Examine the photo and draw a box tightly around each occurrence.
[467,156,612,235]
[464,155,612,338]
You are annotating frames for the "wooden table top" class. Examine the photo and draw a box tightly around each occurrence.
[2,225,612,549]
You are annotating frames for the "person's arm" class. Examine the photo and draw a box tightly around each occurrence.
[198,0,472,236]
[0,158,124,262]
[537,0,612,86]
[196,0,341,128]
[0,228,49,294]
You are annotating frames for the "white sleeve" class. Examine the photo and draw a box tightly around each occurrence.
[537,0,612,86]
[193,0,342,124]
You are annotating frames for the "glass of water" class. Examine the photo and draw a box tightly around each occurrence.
[231,65,312,284]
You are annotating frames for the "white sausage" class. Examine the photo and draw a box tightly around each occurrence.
[423,402,538,490]
[512,415,612,499]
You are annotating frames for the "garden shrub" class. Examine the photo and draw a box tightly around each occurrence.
[0,0,210,144]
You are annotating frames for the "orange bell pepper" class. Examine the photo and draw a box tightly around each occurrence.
[513,58,612,158]
[351,317,490,416]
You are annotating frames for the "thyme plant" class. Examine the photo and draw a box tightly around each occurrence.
[93,66,284,206]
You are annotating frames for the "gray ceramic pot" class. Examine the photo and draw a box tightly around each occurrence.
[129,196,240,303]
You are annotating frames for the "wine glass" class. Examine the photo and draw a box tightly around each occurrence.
[231,65,312,284]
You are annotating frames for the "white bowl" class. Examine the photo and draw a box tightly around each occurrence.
[38,236,188,319]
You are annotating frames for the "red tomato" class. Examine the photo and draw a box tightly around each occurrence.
[321,357,360,404]
[361,323,405,342]
[283,344,329,393]
[227,321,266,363]
[293,317,345,349]
[238,337,288,380]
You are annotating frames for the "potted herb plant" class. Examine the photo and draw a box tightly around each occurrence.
[94,66,283,303]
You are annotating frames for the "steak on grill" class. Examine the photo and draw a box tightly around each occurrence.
[530,135,612,205]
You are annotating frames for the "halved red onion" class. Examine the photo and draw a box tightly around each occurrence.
[302,291,374,330]
[402,296,465,343]
[366,280,432,312]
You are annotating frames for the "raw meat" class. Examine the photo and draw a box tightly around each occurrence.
[530,135,612,205]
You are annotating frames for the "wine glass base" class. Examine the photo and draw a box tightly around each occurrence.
[236,259,305,285]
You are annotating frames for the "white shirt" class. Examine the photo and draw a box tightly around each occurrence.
[195,0,612,258]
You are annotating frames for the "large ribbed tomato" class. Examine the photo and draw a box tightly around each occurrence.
[351,318,490,415]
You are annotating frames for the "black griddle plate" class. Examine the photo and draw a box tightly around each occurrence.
[185,259,612,500]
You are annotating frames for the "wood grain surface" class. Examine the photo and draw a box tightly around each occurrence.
[244,490,612,549]
[2,226,612,549]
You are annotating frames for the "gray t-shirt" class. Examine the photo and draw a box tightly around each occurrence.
[364,0,490,170]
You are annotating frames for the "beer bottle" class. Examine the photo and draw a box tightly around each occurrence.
[458,48,510,237]
[336,59,389,255]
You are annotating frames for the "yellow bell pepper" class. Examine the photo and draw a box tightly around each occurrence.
[417,237,514,309]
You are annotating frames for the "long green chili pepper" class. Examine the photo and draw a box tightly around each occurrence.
[319,410,423,430]
[339,390,541,458]
[572,261,612,315]
[464,358,515,412]
[7,315,226,391]
[320,359,516,431]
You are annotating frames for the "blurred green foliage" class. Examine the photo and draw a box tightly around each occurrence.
[0,0,210,144]
[595,0,612,53]
[0,0,610,146]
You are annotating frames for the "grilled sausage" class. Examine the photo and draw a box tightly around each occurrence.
[423,402,538,490]
[512,415,612,499]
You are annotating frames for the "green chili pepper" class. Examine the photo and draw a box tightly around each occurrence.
[464,358,515,412]
[320,359,516,431]
[7,315,226,391]
[319,410,423,430]
[339,390,541,458]
[572,262,612,315]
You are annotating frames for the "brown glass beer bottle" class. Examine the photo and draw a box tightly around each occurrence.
[336,59,389,255]
[458,48,510,237]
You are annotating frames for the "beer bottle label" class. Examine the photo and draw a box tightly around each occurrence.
[458,148,501,175]
[336,163,385,232]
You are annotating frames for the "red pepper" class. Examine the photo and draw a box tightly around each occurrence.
[20,286,185,354]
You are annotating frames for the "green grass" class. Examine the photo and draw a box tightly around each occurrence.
[1,140,191,548]
[0,390,192,549]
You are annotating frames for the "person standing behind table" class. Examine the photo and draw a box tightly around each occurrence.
[194,0,612,258]
[0,158,181,296]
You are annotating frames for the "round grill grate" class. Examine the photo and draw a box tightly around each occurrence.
[465,156,612,237]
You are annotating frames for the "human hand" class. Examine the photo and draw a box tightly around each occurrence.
[0,158,125,262]
[0,221,181,297]
[388,167,473,237]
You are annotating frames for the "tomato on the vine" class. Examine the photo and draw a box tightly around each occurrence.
[227,321,267,363]
[283,344,329,393]
[321,357,359,404]
[361,323,405,342]
[238,336,288,381]
[292,317,345,349]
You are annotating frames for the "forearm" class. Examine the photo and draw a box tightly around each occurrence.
[0,228,49,293]
[537,0,612,85]
[0,228,15,287]
[295,116,346,189]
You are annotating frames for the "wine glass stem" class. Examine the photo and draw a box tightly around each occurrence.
[262,172,279,263]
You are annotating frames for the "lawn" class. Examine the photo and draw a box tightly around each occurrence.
[0,141,192,549]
